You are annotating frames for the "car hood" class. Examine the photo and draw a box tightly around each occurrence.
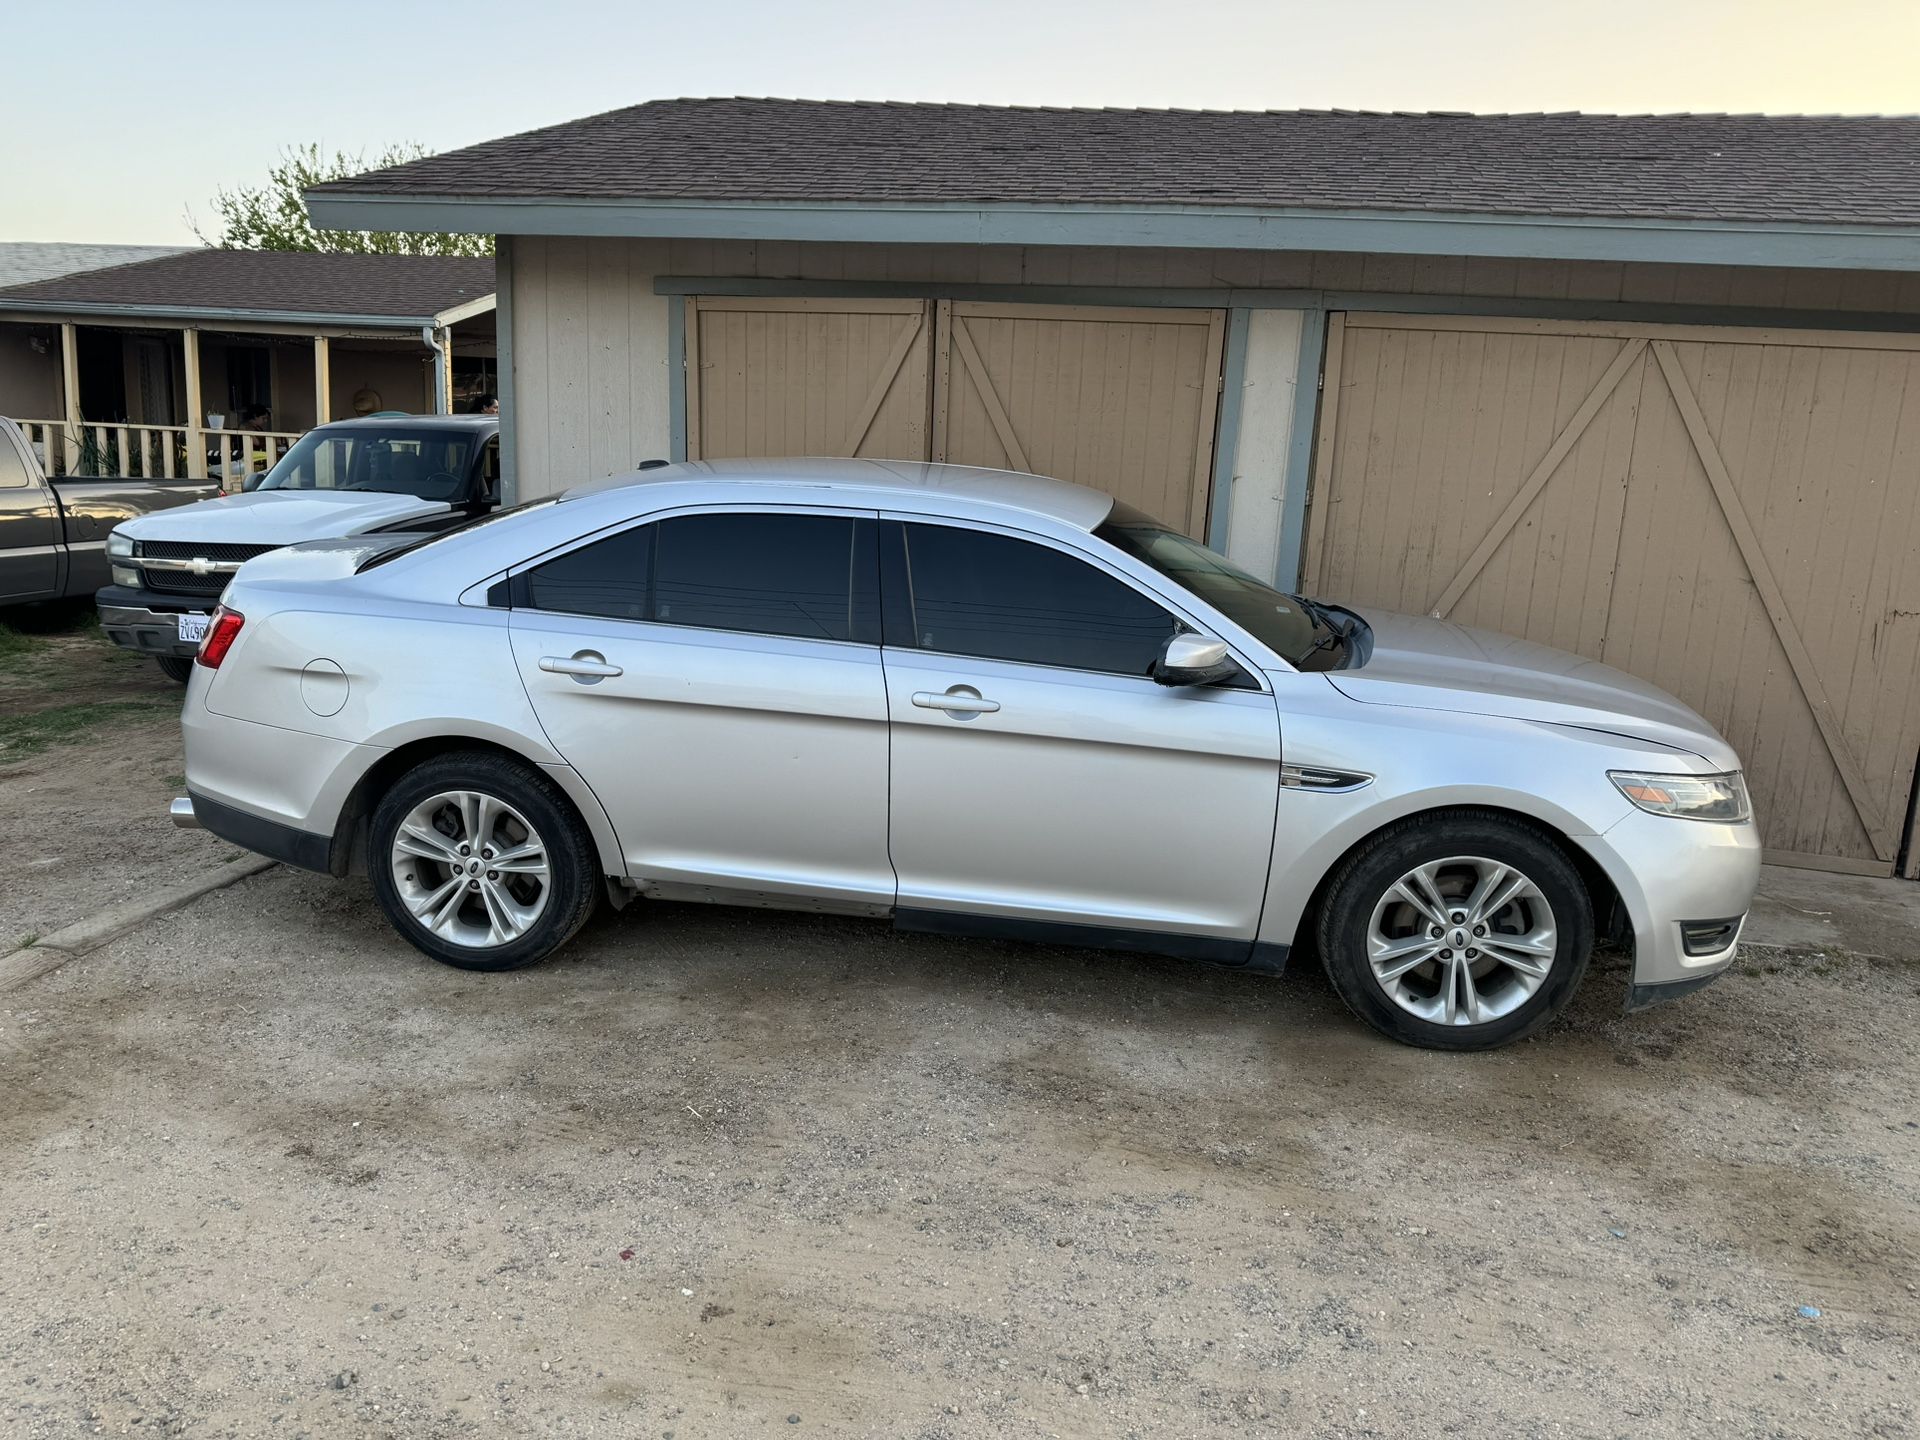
[113,489,452,546]
[1327,609,1739,768]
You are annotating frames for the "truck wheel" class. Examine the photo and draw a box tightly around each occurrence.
[1316,812,1594,1051]
[156,656,194,684]
[368,750,600,972]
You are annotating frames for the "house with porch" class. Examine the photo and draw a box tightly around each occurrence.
[305,100,1920,880]
[0,249,495,482]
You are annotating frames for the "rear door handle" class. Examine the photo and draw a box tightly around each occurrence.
[539,651,622,681]
[912,687,1000,715]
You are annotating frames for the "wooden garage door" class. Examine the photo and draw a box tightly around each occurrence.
[686,297,1228,540]
[1306,313,1920,875]
[933,302,1226,537]
[686,298,933,462]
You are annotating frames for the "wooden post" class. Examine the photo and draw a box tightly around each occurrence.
[58,322,80,473]
[182,327,205,480]
[313,336,332,424]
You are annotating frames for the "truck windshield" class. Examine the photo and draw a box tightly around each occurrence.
[1094,504,1335,669]
[259,429,477,503]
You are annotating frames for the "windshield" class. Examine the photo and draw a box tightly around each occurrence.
[259,428,479,504]
[1094,506,1343,670]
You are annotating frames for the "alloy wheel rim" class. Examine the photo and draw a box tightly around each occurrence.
[1365,856,1557,1027]
[390,790,550,949]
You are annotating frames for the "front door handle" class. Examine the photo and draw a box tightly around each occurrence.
[539,651,622,682]
[912,687,1000,715]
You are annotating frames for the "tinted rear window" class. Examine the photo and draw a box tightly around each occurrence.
[526,512,868,642]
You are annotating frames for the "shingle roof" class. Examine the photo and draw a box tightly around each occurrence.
[309,99,1920,228]
[0,249,495,321]
[0,243,190,289]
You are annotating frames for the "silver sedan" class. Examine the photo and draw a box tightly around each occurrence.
[173,459,1760,1050]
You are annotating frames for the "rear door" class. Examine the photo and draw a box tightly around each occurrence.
[509,506,895,909]
[879,519,1282,949]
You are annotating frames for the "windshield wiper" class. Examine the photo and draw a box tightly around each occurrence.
[1290,594,1355,663]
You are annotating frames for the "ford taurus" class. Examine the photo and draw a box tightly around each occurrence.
[171,459,1760,1050]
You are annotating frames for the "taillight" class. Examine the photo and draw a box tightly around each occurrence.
[196,606,245,669]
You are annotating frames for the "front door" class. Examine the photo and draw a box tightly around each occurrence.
[880,519,1282,948]
[509,507,894,909]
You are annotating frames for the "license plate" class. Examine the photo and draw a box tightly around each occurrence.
[177,613,210,644]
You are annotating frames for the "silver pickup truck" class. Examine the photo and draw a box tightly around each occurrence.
[99,413,500,680]
[0,417,216,618]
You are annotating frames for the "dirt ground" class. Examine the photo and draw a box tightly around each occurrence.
[1,618,1916,1438]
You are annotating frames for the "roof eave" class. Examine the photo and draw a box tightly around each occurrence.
[0,296,496,330]
[306,191,1920,272]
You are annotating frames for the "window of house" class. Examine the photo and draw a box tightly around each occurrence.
[524,512,868,642]
[893,523,1178,676]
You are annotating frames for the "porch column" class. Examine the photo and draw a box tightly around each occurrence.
[182,327,206,480]
[58,322,80,472]
[313,336,331,423]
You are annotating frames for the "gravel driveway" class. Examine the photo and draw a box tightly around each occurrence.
[1,626,1916,1437]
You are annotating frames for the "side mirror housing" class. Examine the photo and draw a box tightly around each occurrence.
[240,472,266,493]
[1152,631,1237,687]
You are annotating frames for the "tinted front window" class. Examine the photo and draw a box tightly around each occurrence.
[898,523,1177,675]
[527,512,863,642]
[1095,510,1324,667]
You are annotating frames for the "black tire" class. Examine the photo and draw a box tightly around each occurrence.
[368,750,600,972]
[1316,811,1594,1052]
[156,655,194,684]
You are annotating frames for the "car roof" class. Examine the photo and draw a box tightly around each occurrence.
[315,414,498,432]
[561,457,1116,531]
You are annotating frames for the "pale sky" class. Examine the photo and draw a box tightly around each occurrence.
[5,0,1918,246]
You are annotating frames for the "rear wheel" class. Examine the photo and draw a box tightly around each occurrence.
[368,751,599,971]
[156,656,194,684]
[1317,813,1593,1051]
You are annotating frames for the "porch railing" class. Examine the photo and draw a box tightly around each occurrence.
[19,418,192,480]
[16,418,300,490]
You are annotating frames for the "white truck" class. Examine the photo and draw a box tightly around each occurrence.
[99,413,500,680]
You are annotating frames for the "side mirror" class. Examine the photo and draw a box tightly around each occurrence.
[240,472,266,493]
[1152,631,1237,687]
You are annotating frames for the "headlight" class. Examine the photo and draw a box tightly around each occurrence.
[106,531,134,558]
[1609,770,1751,823]
[111,564,140,587]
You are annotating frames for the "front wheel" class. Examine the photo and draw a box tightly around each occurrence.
[1316,813,1594,1051]
[368,751,600,971]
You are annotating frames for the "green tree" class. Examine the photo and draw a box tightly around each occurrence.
[194,143,492,257]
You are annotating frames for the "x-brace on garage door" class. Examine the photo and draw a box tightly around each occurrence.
[683,297,1227,539]
[1306,313,1920,875]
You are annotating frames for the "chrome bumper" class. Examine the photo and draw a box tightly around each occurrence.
[170,797,200,830]
[99,602,207,660]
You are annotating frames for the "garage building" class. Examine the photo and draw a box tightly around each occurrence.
[308,101,1920,878]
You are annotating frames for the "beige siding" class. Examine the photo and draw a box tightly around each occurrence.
[934,302,1225,536]
[0,323,61,419]
[660,240,1920,317]
[509,237,672,498]
[1307,313,1920,873]
[327,345,432,420]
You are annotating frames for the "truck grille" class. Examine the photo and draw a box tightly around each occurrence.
[136,540,278,598]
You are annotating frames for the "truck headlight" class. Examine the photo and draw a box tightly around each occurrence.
[1609,770,1751,823]
[106,531,134,559]
[111,564,140,587]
